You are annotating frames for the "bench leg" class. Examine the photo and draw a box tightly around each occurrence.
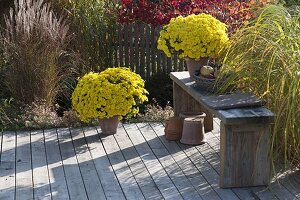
[173,82,213,132]
[219,122,271,188]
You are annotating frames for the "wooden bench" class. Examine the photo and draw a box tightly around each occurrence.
[170,71,274,188]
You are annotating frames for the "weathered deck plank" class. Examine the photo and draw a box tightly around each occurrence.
[0,131,16,200]
[97,125,145,200]
[178,143,240,200]
[123,123,183,200]
[82,126,126,200]
[0,122,299,200]
[15,131,33,200]
[56,128,88,200]
[31,130,52,200]
[43,129,70,200]
[137,123,203,200]
[113,125,164,200]
[0,131,2,163]
[70,128,107,200]
[150,122,222,200]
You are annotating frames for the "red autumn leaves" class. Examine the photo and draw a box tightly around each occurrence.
[118,0,271,33]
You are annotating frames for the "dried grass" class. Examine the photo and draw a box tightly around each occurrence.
[1,0,72,106]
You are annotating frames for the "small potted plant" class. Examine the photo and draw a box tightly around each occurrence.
[71,67,148,134]
[157,13,229,77]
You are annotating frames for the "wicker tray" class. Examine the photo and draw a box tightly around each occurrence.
[192,71,222,93]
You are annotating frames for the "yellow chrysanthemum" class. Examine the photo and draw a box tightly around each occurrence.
[71,67,148,122]
[157,13,229,60]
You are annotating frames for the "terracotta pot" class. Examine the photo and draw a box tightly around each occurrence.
[99,116,119,135]
[164,116,183,140]
[185,57,209,77]
[180,112,206,145]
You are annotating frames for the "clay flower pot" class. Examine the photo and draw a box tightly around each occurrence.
[99,116,119,135]
[164,116,183,140]
[180,112,206,145]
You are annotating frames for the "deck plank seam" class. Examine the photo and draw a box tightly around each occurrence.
[112,130,147,200]
[42,130,54,200]
[121,123,165,199]
[150,124,213,198]
[157,122,228,200]
[29,131,35,200]
[81,127,108,200]
[147,122,208,200]
[176,141,236,200]
[95,126,128,199]
[0,131,3,164]
[97,124,145,199]
[54,128,72,200]
[115,125,165,199]
[68,127,95,200]
[158,121,227,199]
[14,131,17,200]
[134,123,185,199]
[122,123,182,199]
[137,122,204,199]
[56,127,90,200]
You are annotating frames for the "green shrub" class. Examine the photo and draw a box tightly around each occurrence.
[70,0,119,71]
[220,5,300,168]
[145,73,173,108]
[279,0,300,6]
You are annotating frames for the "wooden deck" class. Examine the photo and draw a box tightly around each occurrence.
[0,119,299,200]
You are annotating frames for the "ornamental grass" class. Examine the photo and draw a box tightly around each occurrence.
[0,0,72,106]
[220,5,300,168]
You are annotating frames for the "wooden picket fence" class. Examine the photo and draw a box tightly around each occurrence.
[110,23,186,79]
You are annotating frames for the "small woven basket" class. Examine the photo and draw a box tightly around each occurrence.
[192,71,222,93]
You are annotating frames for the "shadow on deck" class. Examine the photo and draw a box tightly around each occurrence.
[0,119,299,200]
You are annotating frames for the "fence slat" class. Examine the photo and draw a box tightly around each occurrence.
[129,24,135,71]
[167,57,172,73]
[134,23,140,74]
[139,23,145,78]
[115,23,189,77]
[173,53,178,72]
[145,25,151,79]
[151,26,157,75]
[114,29,118,67]
[124,24,129,68]
[119,25,124,67]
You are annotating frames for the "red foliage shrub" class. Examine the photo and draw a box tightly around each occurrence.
[118,0,272,34]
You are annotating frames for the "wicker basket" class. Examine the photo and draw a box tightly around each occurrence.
[192,71,221,93]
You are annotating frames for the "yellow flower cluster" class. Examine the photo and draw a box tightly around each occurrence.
[157,13,229,59]
[71,67,148,122]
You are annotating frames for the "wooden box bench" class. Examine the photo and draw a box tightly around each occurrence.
[170,71,274,188]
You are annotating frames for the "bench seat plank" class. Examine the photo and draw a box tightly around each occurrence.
[170,71,274,124]
[201,92,263,110]
[216,107,274,125]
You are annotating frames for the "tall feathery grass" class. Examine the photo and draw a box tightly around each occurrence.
[220,5,300,169]
[1,0,72,106]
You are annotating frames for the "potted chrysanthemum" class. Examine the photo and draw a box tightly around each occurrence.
[71,67,148,134]
[157,13,229,77]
